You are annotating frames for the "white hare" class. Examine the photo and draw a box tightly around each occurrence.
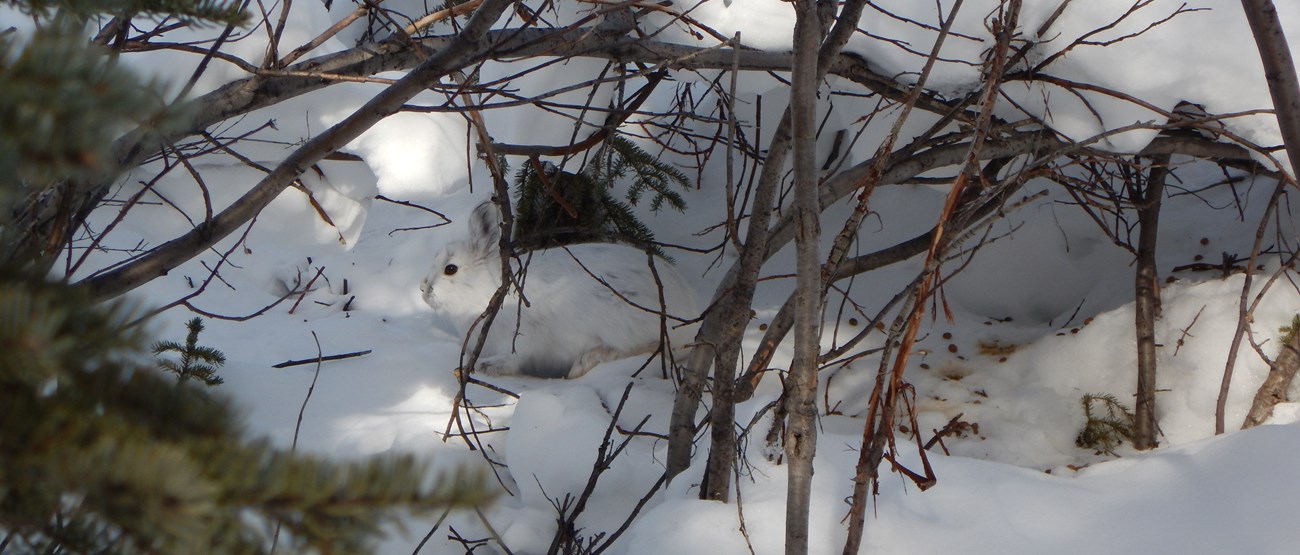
[420,201,698,378]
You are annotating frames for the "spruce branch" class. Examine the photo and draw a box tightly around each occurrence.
[1076,393,1137,455]
[4,0,249,25]
[511,137,689,256]
[152,316,226,386]
[0,268,497,554]
[604,135,689,213]
[0,23,168,194]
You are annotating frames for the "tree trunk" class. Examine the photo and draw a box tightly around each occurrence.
[666,0,869,493]
[783,0,829,552]
[1132,155,1168,450]
[683,111,788,501]
[1225,0,1300,433]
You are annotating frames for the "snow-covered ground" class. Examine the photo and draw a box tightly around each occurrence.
[62,0,1300,552]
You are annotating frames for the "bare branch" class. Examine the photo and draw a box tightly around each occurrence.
[78,0,519,300]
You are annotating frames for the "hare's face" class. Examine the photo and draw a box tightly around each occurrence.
[420,241,501,314]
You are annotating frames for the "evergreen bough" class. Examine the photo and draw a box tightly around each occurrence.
[0,268,495,554]
[1279,313,1300,345]
[4,0,249,24]
[153,317,226,386]
[0,3,496,551]
[0,0,246,195]
[512,136,689,254]
[0,21,163,194]
[1076,393,1137,455]
[600,135,690,213]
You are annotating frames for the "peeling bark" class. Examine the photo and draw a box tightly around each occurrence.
[1243,329,1300,428]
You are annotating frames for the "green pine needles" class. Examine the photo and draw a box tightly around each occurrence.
[0,2,495,550]
[1076,393,1137,455]
[0,23,164,194]
[0,0,246,206]
[512,136,689,253]
[5,0,249,25]
[514,163,613,249]
[153,317,226,386]
[1279,314,1300,345]
[0,266,496,554]
[600,135,690,213]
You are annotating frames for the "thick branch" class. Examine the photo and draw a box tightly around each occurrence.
[78,0,517,300]
[21,18,1248,276]
[1240,0,1300,173]
[1243,329,1300,428]
[122,28,948,175]
[1218,0,1300,433]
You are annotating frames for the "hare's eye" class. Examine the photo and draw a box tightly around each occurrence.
[444,264,458,276]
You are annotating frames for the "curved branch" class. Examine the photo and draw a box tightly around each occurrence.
[8,22,963,270]
[78,0,518,300]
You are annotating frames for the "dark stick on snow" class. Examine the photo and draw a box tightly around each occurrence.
[272,349,373,368]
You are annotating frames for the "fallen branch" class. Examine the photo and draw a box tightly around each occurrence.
[272,349,373,368]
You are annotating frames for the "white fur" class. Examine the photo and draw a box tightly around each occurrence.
[420,201,698,378]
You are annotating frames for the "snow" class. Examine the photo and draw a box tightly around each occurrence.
[864,425,1300,553]
[626,423,1300,554]
[70,0,1300,553]
[326,105,473,198]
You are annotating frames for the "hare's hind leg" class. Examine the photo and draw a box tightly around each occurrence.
[568,342,660,378]
[474,354,521,376]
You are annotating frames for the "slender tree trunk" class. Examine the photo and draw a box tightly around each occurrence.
[1133,155,1168,450]
[842,0,1016,551]
[667,0,869,492]
[1220,0,1300,433]
[783,0,828,552]
[684,114,788,500]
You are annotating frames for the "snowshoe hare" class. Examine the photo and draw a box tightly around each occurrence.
[420,201,698,378]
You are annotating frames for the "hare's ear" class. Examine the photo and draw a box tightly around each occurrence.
[468,200,502,255]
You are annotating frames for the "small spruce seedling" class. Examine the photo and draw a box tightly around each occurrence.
[1279,314,1300,344]
[1076,393,1136,455]
[153,317,226,386]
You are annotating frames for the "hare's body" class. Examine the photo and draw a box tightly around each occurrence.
[421,202,697,378]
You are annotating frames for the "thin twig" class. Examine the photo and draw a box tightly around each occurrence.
[288,266,328,315]
[272,328,326,553]
[272,349,373,368]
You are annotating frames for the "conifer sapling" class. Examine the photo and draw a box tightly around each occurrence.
[152,316,226,386]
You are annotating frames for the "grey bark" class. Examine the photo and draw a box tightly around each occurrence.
[1231,0,1300,431]
[1133,155,1168,450]
[1243,330,1300,428]
[77,0,517,299]
[783,0,830,551]
[687,95,787,502]
[672,0,870,495]
[11,17,1245,300]
[1239,0,1300,166]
